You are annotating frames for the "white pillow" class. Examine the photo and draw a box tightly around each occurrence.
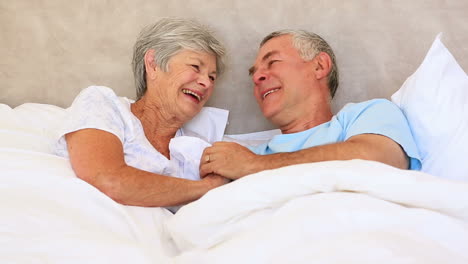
[0,103,66,153]
[223,129,281,147]
[0,102,228,153]
[391,33,468,181]
[182,106,229,143]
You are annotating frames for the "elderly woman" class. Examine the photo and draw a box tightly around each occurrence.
[55,18,228,208]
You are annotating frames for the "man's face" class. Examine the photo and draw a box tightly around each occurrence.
[249,35,317,124]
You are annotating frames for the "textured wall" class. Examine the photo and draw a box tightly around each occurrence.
[1,0,467,133]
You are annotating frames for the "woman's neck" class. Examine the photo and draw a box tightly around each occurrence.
[131,97,183,158]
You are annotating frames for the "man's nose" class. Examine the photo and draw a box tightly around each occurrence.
[253,70,267,85]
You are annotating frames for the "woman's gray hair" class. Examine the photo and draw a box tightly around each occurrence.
[260,30,339,98]
[132,18,226,99]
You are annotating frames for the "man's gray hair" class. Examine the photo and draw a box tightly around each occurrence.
[132,18,226,99]
[260,30,339,98]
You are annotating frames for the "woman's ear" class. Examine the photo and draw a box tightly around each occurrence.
[313,52,332,80]
[144,49,158,80]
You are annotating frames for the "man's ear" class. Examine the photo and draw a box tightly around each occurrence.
[144,49,158,80]
[313,52,332,80]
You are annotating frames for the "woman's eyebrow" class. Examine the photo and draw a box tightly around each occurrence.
[189,57,205,66]
[190,57,217,75]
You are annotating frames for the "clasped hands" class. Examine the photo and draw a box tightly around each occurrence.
[199,142,259,180]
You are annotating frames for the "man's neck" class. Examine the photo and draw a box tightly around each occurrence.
[279,110,333,134]
[277,98,333,134]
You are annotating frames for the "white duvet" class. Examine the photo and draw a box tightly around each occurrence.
[168,160,468,264]
[1,144,468,263]
[0,148,176,263]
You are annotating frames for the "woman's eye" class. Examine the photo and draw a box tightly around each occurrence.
[209,76,216,81]
[191,64,200,71]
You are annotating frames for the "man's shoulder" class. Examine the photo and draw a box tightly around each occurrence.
[338,98,400,117]
[340,98,393,110]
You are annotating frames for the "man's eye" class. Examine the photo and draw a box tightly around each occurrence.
[268,60,279,66]
[191,65,200,71]
[209,76,216,81]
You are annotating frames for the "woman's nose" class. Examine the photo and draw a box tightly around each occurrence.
[197,74,212,89]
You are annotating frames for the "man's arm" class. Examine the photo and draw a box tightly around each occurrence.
[66,128,228,207]
[200,133,409,180]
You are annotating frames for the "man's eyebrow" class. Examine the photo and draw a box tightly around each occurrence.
[248,66,256,76]
[248,51,278,76]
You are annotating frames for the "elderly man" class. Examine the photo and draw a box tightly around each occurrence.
[200,29,421,180]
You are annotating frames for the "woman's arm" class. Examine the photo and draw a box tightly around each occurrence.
[66,128,227,207]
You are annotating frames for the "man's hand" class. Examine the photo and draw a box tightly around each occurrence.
[200,134,409,182]
[200,142,261,180]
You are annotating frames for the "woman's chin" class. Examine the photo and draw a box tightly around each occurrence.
[179,105,203,121]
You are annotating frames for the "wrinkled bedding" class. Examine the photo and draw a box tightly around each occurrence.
[1,146,467,263]
[0,148,175,263]
[168,160,468,263]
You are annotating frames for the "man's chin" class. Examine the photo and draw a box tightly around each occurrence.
[261,109,279,123]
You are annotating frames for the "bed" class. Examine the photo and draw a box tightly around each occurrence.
[2,33,468,263]
[2,1,468,263]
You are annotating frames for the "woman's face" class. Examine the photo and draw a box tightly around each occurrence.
[150,49,218,122]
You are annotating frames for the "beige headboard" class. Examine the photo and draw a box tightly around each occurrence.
[1,0,467,134]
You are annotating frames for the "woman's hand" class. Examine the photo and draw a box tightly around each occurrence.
[201,173,231,189]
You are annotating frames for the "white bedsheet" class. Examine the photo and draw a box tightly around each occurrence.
[167,160,468,263]
[1,145,468,263]
[0,148,175,263]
